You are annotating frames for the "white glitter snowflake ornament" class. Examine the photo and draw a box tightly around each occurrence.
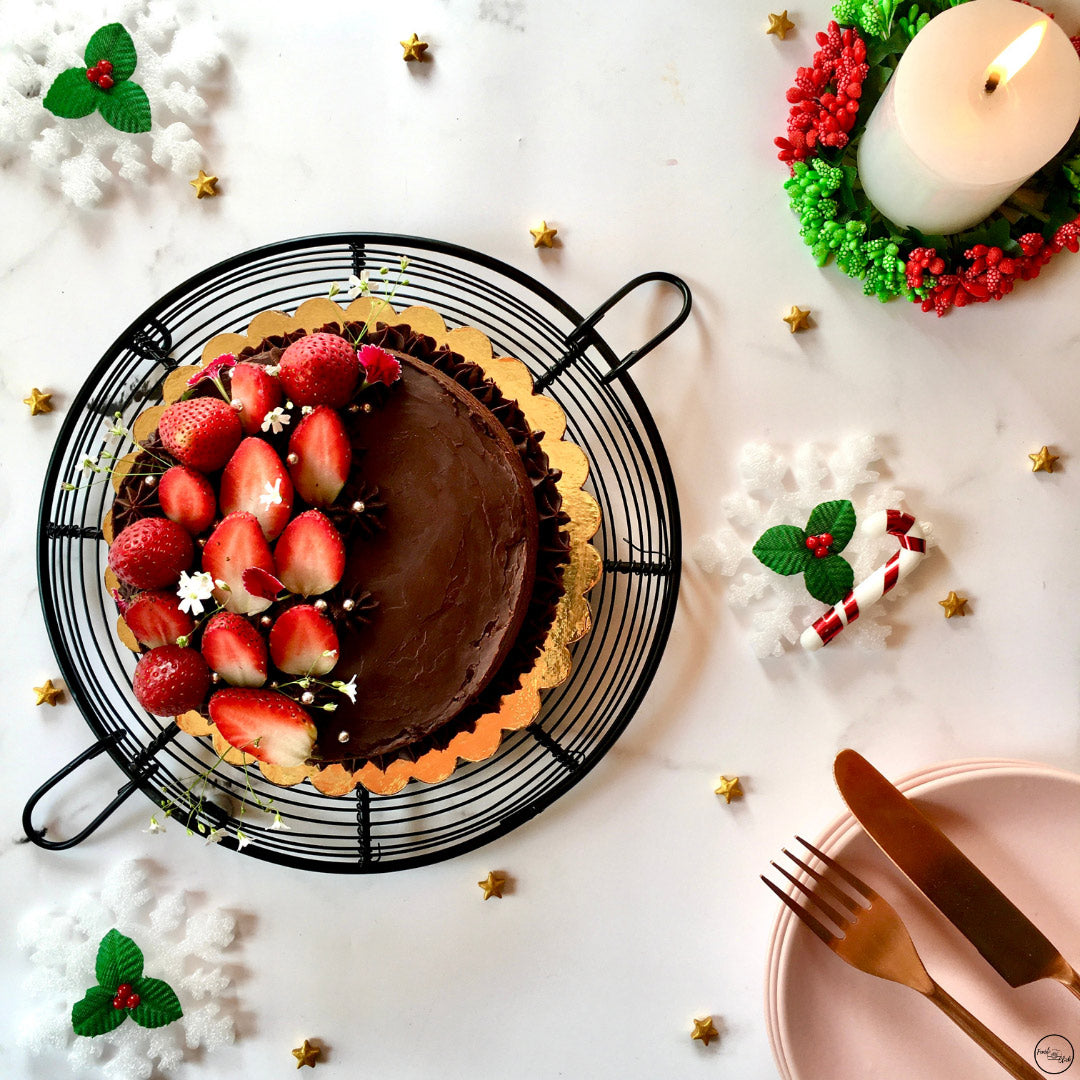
[17,860,237,1079]
[0,0,226,207]
[692,436,933,658]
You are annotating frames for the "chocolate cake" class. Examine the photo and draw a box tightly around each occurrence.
[106,317,570,774]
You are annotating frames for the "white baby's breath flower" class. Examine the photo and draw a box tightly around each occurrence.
[203,828,224,845]
[332,675,358,703]
[259,478,283,510]
[144,815,166,835]
[236,831,252,851]
[264,364,280,377]
[347,270,377,300]
[177,569,216,615]
[268,812,291,832]
[260,405,290,435]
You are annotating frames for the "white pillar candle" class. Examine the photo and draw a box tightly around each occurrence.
[857,0,1080,235]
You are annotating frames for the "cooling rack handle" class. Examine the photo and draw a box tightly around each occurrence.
[22,724,178,851]
[568,271,692,384]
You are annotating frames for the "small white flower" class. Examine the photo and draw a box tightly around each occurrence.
[264,364,280,376]
[332,675,358,703]
[258,478,283,510]
[203,828,224,845]
[144,815,166,835]
[177,569,216,615]
[81,456,100,473]
[268,812,291,832]
[260,405,290,435]
[347,270,376,300]
[236,831,252,851]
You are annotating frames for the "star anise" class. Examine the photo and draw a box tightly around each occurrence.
[323,584,379,633]
[326,483,386,541]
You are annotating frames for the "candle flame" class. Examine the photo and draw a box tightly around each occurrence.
[985,21,1047,92]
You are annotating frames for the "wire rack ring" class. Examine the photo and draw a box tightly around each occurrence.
[27,233,688,873]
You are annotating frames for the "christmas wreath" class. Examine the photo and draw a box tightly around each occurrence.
[777,0,1080,315]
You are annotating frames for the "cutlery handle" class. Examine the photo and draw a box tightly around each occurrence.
[924,983,1042,1080]
[1058,967,1080,1002]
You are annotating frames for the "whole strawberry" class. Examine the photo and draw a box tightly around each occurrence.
[109,517,194,590]
[132,644,212,716]
[159,396,243,473]
[278,332,359,407]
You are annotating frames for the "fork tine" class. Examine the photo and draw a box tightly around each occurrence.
[760,875,836,946]
[780,848,864,917]
[770,860,853,928]
[797,836,878,902]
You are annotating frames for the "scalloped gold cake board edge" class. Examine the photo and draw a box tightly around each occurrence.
[146,298,602,797]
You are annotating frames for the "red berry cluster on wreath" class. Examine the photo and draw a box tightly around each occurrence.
[776,21,869,164]
[804,532,835,559]
[85,58,115,89]
[909,218,1080,315]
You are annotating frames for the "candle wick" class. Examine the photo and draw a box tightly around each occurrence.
[984,70,1001,94]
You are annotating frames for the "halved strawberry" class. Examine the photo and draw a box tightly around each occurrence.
[229,362,283,435]
[202,511,277,615]
[158,397,243,473]
[208,688,317,766]
[274,510,345,597]
[219,438,294,540]
[158,465,217,535]
[201,611,268,687]
[109,517,195,590]
[287,405,352,507]
[124,590,196,649]
[132,645,211,716]
[268,605,339,676]
[278,332,359,407]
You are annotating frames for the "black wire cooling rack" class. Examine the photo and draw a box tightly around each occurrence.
[24,233,690,873]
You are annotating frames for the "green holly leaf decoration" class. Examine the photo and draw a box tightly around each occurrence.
[42,22,151,134]
[97,82,151,134]
[752,525,812,576]
[753,500,857,606]
[84,23,138,81]
[805,500,857,553]
[42,68,98,119]
[72,985,129,1038]
[804,554,856,605]
[95,928,144,990]
[128,977,184,1029]
[72,929,181,1038]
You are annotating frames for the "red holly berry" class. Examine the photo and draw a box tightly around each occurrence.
[805,535,817,550]
[814,545,829,559]
[98,60,113,74]
[86,68,98,83]
[126,992,140,1009]
[98,74,115,89]
[821,533,833,547]
[112,994,126,1009]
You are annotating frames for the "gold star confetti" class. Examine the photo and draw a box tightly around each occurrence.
[292,1039,321,1069]
[400,33,429,62]
[767,11,796,39]
[939,591,968,619]
[478,871,507,900]
[189,170,219,199]
[691,1016,720,1046]
[33,679,64,707]
[783,305,811,332]
[24,388,53,415]
[714,776,743,803]
[529,221,558,248]
[1029,445,1059,473]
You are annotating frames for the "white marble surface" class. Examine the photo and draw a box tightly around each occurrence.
[2,1,1080,1078]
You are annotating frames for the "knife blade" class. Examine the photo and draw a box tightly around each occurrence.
[834,748,1080,1000]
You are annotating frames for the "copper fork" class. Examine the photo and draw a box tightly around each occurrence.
[763,837,1042,1080]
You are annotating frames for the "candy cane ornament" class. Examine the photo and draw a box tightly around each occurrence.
[800,509,927,651]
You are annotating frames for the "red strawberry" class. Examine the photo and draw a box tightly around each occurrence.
[124,590,196,649]
[109,517,194,590]
[268,605,340,676]
[158,397,243,473]
[229,362,284,435]
[278,332,359,407]
[132,645,211,716]
[201,611,269,687]
[274,510,345,596]
[158,465,217,535]
[202,511,277,615]
[208,688,317,766]
[287,406,351,507]
[219,438,294,540]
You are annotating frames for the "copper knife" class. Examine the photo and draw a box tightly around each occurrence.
[834,748,1080,1001]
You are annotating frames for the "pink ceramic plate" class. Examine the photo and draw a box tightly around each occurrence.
[765,759,1080,1080]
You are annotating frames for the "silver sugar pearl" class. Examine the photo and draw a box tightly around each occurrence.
[270,681,279,689]
[351,500,366,513]
[230,399,244,412]
[301,691,315,705]
[314,599,328,612]
[342,598,356,611]
[143,475,156,488]
[211,672,220,684]
[337,731,350,743]
[286,452,300,466]
[362,403,373,414]
[261,615,273,627]
[348,404,360,414]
